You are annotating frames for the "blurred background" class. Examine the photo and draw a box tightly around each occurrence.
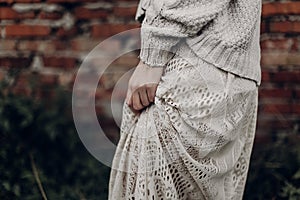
[0,0,299,199]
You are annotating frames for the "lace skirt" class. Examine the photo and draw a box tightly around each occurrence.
[108,42,258,200]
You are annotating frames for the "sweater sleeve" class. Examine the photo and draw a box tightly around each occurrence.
[139,0,231,67]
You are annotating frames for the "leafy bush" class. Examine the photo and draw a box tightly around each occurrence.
[0,75,111,199]
[245,133,300,200]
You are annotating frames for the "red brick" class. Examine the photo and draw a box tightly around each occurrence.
[39,11,62,20]
[92,23,140,38]
[0,7,35,19]
[261,71,270,82]
[18,11,35,19]
[51,40,68,51]
[74,7,109,19]
[43,56,77,69]
[262,2,300,17]
[259,88,292,98]
[0,0,40,4]
[56,27,77,37]
[0,7,19,19]
[113,6,138,17]
[292,38,300,51]
[270,21,300,33]
[5,25,51,38]
[0,57,31,68]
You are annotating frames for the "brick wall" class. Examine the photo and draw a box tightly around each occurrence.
[0,0,299,139]
[259,0,300,138]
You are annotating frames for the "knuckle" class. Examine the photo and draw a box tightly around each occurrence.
[142,101,149,107]
[145,84,154,89]
[149,95,155,102]
[134,104,142,110]
[139,84,147,90]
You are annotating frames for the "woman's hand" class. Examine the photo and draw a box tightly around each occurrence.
[126,60,164,113]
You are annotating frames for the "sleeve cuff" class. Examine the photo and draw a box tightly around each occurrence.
[139,26,181,67]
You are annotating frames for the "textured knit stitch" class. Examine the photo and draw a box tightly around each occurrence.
[136,0,262,86]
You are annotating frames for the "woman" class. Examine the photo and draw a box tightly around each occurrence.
[109,0,262,199]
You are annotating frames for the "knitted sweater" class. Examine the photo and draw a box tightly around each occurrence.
[135,0,262,85]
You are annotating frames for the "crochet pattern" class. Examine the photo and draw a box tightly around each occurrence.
[109,42,259,199]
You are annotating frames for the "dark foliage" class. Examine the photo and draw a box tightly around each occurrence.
[0,76,110,200]
[245,133,300,200]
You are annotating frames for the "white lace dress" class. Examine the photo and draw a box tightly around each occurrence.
[108,42,258,199]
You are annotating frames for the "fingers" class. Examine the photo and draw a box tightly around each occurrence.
[125,87,132,106]
[132,91,143,111]
[139,88,150,107]
[125,61,163,113]
[126,84,157,112]
[146,84,157,102]
[126,88,140,115]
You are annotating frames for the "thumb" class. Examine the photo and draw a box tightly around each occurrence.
[125,88,132,106]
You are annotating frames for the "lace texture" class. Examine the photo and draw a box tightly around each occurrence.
[108,43,258,200]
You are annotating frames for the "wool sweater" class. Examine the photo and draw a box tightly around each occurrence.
[135,0,262,85]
